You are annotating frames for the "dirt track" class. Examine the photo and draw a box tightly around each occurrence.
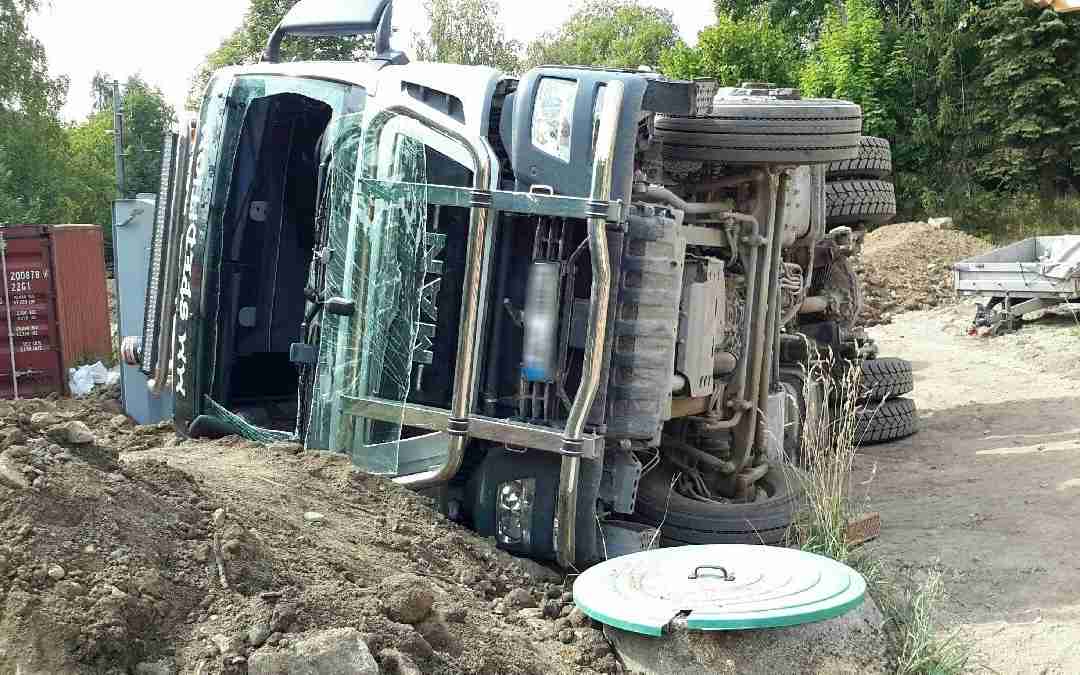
[857,301,1080,674]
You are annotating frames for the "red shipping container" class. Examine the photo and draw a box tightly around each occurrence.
[50,224,113,369]
[0,225,65,398]
[0,224,112,399]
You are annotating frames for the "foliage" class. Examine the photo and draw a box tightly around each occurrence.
[189,0,370,107]
[118,76,176,199]
[414,0,521,71]
[714,0,833,40]
[889,571,973,675]
[800,0,892,137]
[524,0,679,70]
[661,9,802,87]
[971,2,1080,202]
[0,0,71,226]
[62,112,114,228]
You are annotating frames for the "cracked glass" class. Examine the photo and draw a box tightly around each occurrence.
[307,111,474,476]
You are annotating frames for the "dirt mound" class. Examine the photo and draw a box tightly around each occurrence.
[854,222,992,326]
[0,394,616,675]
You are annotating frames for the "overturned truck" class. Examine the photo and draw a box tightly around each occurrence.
[127,0,879,568]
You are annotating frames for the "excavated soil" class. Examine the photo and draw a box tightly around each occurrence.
[0,391,618,675]
[853,222,992,326]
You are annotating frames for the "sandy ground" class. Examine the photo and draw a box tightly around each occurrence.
[856,300,1080,674]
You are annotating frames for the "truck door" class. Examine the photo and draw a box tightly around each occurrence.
[306,108,479,478]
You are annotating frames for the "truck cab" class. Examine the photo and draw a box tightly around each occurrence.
[134,0,865,568]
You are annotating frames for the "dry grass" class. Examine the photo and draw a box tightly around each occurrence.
[791,351,972,675]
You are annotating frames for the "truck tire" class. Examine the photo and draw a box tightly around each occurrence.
[855,397,918,446]
[826,179,896,225]
[858,357,914,402]
[827,136,892,180]
[635,462,803,545]
[655,97,862,165]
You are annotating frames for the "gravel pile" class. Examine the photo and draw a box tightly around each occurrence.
[0,392,616,675]
[853,221,992,326]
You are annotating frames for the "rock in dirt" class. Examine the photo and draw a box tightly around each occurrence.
[303,511,325,523]
[248,621,273,648]
[248,628,378,675]
[379,649,423,675]
[380,574,435,624]
[1,429,26,451]
[47,421,95,445]
[30,412,58,430]
[0,458,29,490]
[568,607,590,628]
[109,414,132,430]
[416,614,463,656]
[47,564,65,580]
[506,587,536,609]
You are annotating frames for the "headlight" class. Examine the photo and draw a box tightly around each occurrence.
[532,78,576,162]
[496,478,536,547]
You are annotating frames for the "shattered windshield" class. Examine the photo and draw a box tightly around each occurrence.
[306,110,475,476]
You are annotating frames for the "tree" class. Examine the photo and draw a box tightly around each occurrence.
[189,0,370,107]
[0,0,72,225]
[971,2,1080,202]
[62,112,114,228]
[524,0,679,70]
[714,0,832,40]
[662,9,802,87]
[413,0,521,71]
[120,76,176,198]
[800,0,892,136]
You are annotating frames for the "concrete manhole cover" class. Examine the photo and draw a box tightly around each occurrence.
[573,544,866,636]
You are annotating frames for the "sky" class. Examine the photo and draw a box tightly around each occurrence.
[30,0,717,122]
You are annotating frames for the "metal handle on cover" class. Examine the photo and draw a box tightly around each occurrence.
[688,565,735,582]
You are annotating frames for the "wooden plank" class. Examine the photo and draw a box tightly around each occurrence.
[844,512,881,548]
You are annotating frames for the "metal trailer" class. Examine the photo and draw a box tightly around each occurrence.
[953,235,1080,332]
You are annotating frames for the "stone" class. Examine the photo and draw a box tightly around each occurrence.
[54,580,86,599]
[211,633,242,656]
[110,414,132,429]
[505,587,536,609]
[444,607,467,624]
[542,600,562,620]
[928,216,954,230]
[0,429,25,451]
[248,628,378,675]
[303,511,325,524]
[47,564,65,580]
[49,421,95,445]
[379,574,435,624]
[568,607,590,628]
[0,459,29,490]
[378,649,422,675]
[248,621,272,648]
[269,602,299,633]
[558,628,575,644]
[416,614,463,656]
[30,412,58,430]
[398,631,434,660]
